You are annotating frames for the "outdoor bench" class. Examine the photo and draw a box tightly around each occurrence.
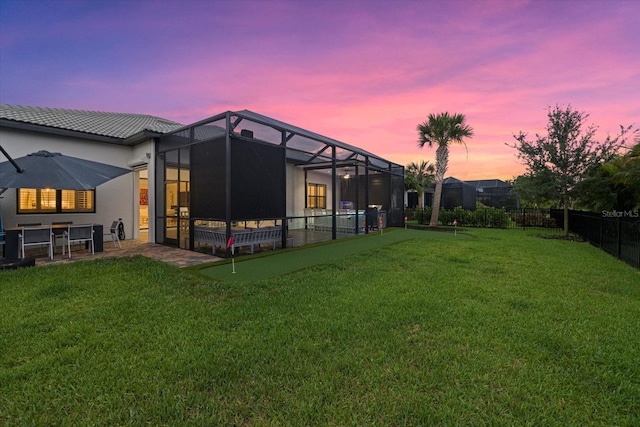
[194,226,282,254]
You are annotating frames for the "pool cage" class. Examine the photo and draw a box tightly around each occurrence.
[155,110,404,255]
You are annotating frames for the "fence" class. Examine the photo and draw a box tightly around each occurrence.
[562,210,640,269]
[407,207,639,268]
[408,207,561,231]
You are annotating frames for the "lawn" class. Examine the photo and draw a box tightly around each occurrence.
[1,229,639,425]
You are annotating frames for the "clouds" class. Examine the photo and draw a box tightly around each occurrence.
[1,0,638,180]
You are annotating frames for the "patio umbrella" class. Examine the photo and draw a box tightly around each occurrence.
[0,149,131,190]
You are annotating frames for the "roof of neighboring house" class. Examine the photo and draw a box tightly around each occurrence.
[465,179,512,188]
[0,104,183,141]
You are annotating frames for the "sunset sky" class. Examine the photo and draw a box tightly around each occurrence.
[1,0,638,180]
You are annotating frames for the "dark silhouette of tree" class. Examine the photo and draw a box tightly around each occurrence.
[509,105,632,237]
[405,160,435,208]
[417,113,473,227]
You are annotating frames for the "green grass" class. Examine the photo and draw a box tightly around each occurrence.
[195,228,469,281]
[1,229,639,425]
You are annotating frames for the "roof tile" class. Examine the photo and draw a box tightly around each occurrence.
[0,104,183,139]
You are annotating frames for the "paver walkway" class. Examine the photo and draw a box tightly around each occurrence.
[24,238,222,268]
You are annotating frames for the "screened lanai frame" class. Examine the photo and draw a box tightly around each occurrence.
[155,109,404,252]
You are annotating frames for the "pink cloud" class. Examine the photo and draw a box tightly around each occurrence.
[2,0,638,182]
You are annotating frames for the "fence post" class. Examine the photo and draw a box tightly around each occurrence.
[616,217,622,261]
[598,213,603,248]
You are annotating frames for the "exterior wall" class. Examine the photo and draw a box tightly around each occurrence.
[0,128,152,240]
[286,167,339,230]
[306,169,336,211]
[286,164,305,218]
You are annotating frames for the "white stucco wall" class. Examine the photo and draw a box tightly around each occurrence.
[0,128,153,241]
[287,166,341,218]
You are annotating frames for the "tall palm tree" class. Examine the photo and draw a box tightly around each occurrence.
[417,112,473,227]
[406,160,435,208]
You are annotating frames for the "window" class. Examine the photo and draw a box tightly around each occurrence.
[307,183,326,209]
[18,188,95,214]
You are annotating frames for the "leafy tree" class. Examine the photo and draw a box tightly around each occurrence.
[576,142,640,211]
[513,172,557,208]
[509,105,632,237]
[417,113,473,227]
[405,160,435,208]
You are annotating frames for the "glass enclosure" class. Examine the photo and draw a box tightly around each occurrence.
[156,110,404,254]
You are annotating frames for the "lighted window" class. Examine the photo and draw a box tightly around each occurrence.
[17,189,95,214]
[307,183,326,209]
[61,190,94,212]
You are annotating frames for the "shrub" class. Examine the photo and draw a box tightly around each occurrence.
[510,210,558,228]
[435,206,511,228]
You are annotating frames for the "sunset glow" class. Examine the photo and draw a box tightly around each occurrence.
[1,0,638,180]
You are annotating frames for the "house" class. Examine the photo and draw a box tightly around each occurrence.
[410,177,516,210]
[1,105,404,253]
[465,179,518,209]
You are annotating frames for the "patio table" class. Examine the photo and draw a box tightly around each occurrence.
[3,224,103,260]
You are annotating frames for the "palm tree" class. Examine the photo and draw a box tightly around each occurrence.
[417,112,473,227]
[406,160,435,208]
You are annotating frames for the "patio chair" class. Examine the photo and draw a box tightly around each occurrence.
[19,226,54,260]
[62,224,95,258]
[107,220,121,248]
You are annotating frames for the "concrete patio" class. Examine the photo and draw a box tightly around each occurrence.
[10,237,222,268]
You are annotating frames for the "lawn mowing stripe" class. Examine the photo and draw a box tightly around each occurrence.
[197,228,469,282]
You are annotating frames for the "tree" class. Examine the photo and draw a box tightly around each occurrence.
[509,105,632,237]
[405,160,435,208]
[576,142,640,211]
[417,113,473,227]
[513,172,557,208]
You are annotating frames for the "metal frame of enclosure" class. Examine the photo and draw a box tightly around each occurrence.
[155,110,404,253]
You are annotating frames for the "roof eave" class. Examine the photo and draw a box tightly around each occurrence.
[122,130,165,145]
[0,119,124,144]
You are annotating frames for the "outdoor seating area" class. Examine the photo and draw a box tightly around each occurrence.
[19,225,54,260]
[2,223,104,261]
[61,224,95,258]
[194,225,283,254]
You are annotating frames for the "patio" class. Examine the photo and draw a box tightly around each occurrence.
[8,237,222,268]
[4,227,371,269]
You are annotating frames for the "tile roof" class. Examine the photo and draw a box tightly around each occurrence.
[0,104,184,139]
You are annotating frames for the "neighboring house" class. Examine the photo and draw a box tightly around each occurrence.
[439,177,477,210]
[1,105,404,252]
[414,177,516,210]
[465,179,518,209]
